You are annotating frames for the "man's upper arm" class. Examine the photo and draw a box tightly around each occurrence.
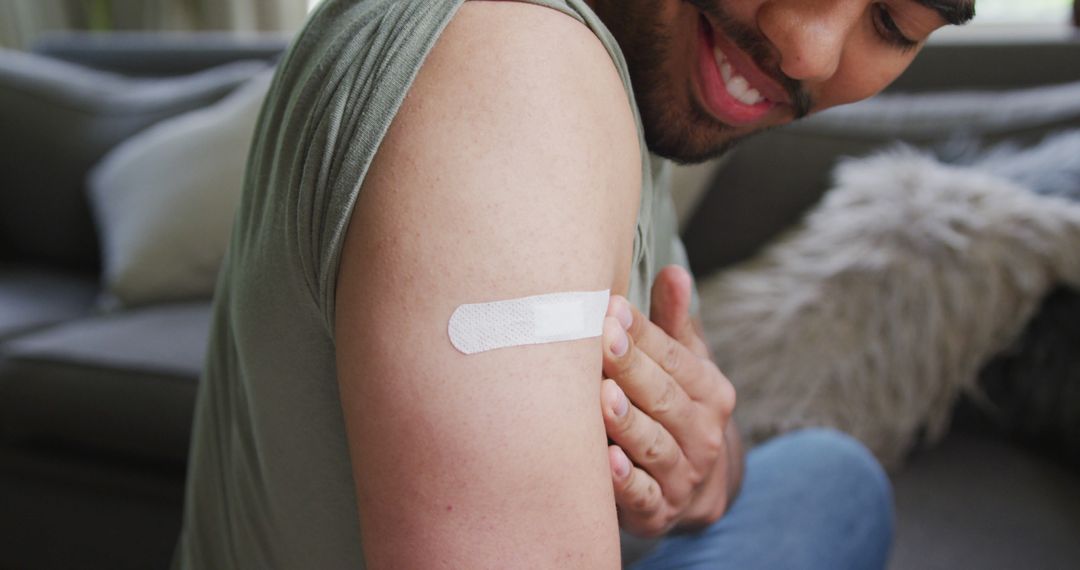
[334,3,640,568]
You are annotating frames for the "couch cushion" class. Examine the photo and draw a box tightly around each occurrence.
[683,79,1080,278]
[88,71,273,309]
[891,432,1080,570]
[0,302,211,462]
[0,264,98,340]
[0,49,268,270]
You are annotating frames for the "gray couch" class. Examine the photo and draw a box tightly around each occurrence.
[0,35,284,570]
[0,33,1078,570]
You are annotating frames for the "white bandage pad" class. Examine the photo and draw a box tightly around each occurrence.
[448,290,611,355]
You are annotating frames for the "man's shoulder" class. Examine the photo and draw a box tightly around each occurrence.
[448,1,616,68]
[376,0,642,199]
[354,0,643,294]
[409,1,635,134]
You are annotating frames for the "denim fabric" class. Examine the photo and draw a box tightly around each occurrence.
[630,428,894,570]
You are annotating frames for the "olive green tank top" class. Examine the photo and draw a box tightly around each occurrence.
[174,1,692,567]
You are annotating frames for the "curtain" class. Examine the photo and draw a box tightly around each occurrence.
[0,0,308,50]
[205,0,308,32]
[0,1,82,49]
[126,0,313,32]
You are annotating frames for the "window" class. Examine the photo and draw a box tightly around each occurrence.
[302,1,1078,26]
[971,0,1074,25]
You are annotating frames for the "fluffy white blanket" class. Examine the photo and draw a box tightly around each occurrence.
[698,149,1080,469]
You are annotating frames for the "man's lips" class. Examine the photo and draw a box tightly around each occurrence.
[695,14,791,128]
[702,16,791,106]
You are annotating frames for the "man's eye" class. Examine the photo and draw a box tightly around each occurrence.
[873,4,918,51]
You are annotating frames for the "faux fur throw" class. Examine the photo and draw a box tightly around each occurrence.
[698,146,1080,469]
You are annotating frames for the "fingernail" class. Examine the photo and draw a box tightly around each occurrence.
[613,449,630,479]
[613,387,628,417]
[610,327,628,357]
[615,299,632,331]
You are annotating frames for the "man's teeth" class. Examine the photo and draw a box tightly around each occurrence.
[714,48,764,106]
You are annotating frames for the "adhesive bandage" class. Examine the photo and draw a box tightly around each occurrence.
[448,290,611,355]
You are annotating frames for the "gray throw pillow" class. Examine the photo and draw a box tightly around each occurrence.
[0,49,268,270]
[683,79,1080,278]
[87,71,273,309]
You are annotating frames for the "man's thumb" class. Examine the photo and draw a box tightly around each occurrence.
[650,265,695,343]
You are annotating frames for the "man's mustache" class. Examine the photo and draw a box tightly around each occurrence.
[685,0,812,118]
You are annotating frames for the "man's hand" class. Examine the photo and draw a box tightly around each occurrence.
[601,265,742,538]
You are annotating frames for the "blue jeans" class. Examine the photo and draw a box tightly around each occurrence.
[625,428,894,570]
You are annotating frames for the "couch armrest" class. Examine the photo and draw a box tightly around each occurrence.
[31,32,289,77]
[889,35,1080,93]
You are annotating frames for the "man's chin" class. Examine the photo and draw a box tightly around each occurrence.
[650,139,741,165]
[643,101,794,164]
[643,120,757,165]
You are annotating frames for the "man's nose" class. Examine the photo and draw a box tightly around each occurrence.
[757,0,862,83]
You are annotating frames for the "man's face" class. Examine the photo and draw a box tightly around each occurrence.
[588,0,974,163]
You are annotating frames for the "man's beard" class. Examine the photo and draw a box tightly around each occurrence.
[612,0,812,164]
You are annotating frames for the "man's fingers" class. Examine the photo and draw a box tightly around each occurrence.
[601,379,694,506]
[650,265,709,358]
[609,445,676,537]
[602,317,699,443]
[609,296,715,405]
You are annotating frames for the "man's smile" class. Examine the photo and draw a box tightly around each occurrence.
[695,13,789,128]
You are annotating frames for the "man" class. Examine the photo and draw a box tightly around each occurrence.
[174,0,975,568]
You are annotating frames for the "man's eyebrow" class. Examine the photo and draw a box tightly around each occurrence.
[915,0,976,26]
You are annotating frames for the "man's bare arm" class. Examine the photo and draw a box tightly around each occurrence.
[334,3,640,567]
